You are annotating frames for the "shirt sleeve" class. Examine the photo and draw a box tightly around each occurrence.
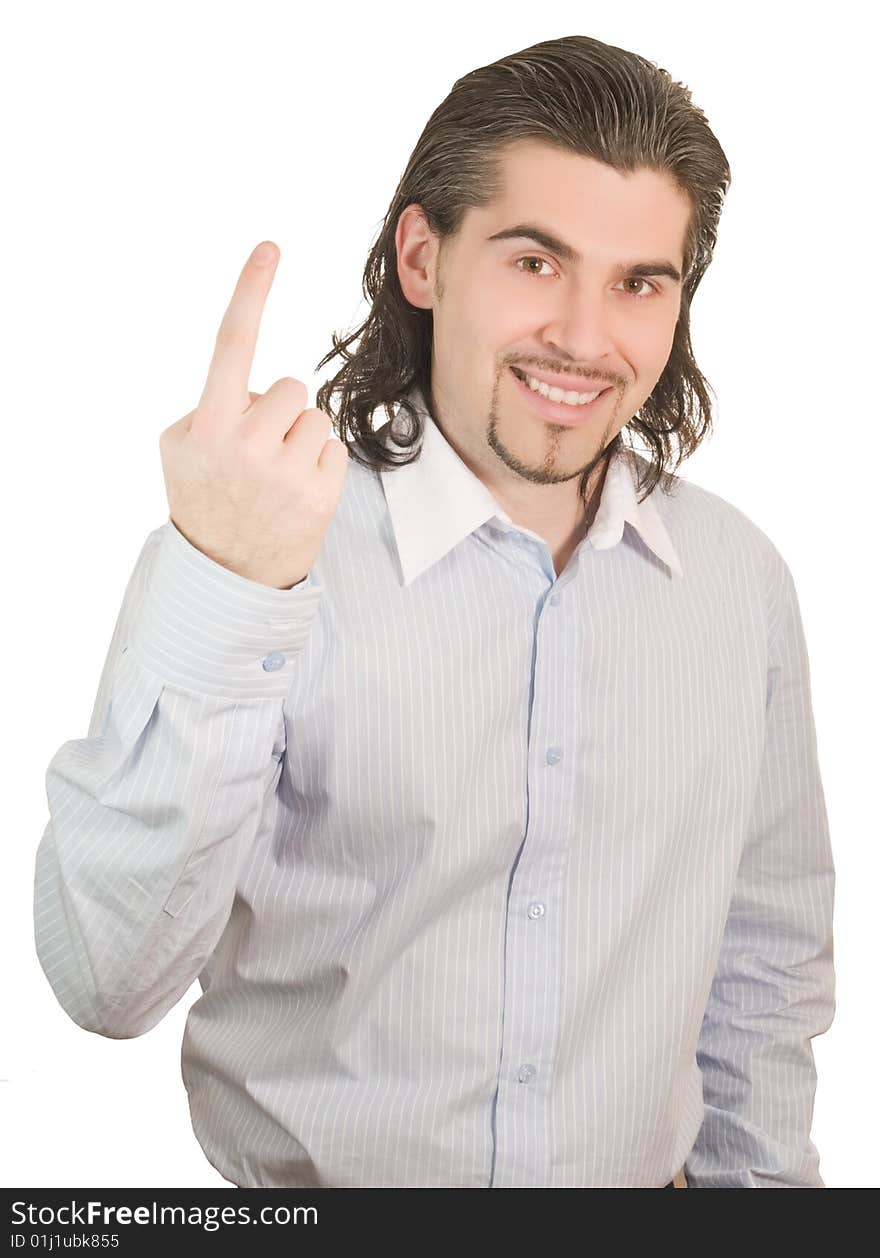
[33,518,323,1039]
[684,543,836,1187]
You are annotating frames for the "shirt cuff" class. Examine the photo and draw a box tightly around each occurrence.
[127,518,323,699]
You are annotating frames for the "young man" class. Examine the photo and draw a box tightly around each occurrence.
[34,34,835,1188]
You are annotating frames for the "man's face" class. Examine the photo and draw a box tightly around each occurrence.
[404,139,692,492]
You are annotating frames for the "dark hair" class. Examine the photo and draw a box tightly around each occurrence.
[314,33,732,504]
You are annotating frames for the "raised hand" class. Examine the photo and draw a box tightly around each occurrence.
[159,241,349,589]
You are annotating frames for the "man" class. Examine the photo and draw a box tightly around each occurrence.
[33,34,835,1188]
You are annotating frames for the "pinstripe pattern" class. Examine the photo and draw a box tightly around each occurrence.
[33,388,835,1187]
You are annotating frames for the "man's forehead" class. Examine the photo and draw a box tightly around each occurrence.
[469,146,689,266]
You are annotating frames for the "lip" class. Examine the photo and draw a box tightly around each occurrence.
[513,365,611,392]
[508,365,613,426]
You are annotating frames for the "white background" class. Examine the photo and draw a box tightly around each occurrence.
[2,0,876,1188]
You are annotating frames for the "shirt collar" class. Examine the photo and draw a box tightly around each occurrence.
[378,386,684,586]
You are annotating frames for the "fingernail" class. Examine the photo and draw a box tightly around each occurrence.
[252,242,276,266]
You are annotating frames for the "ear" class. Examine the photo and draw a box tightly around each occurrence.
[395,204,440,309]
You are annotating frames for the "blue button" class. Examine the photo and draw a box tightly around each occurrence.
[546,746,563,765]
[262,651,286,672]
[517,1063,537,1083]
[549,594,560,607]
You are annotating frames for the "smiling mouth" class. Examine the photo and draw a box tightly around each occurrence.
[509,365,612,402]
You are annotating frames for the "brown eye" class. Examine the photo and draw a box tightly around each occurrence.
[515,256,554,277]
[619,277,657,298]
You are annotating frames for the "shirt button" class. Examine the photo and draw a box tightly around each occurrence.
[549,593,560,607]
[261,651,286,672]
[527,902,545,919]
[546,746,563,765]
[517,1063,537,1083]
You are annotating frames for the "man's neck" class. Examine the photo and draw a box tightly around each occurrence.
[489,457,608,577]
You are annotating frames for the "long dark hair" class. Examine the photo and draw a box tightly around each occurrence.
[314,34,732,504]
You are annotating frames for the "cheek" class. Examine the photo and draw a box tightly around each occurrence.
[454,300,520,374]
[469,287,514,339]
[627,318,678,378]
[653,310,680,359]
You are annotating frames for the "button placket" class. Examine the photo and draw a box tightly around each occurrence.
[491,564,573,1187]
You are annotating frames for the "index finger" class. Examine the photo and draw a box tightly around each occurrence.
[199,241,279,413]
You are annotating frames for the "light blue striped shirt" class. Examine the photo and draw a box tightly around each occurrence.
[33,388,835,1188]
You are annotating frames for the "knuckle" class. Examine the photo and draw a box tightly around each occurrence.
[160,420,185,451]
[190,406,224,439]
[239,411,272,447]
[238,426,266,459]
[267,376,307,403]
[185,420,209,448]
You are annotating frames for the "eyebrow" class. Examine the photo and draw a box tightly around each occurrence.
[486,223,683,284]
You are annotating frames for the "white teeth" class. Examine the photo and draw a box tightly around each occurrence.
[519,370,602,406]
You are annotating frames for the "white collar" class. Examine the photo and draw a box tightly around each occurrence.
[378,387,684,586]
